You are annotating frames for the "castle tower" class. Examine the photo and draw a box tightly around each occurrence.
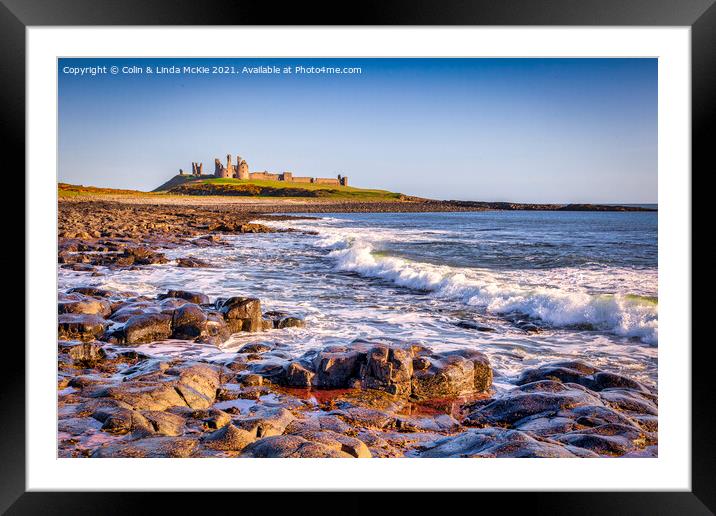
[226,154,235,177]
[238,159,249,180]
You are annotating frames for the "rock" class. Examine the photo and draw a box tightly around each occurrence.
[158,289,210,305]
[463,381,602,426]
[103,382,187,411]
[108,302,160,323]
[176,257,211,268]
[200,409,233,430]
[67,286,113,298]
[196,313,231,345]
[312,347,364,389]
[454,320,496,332]
[233,407,296,438]
[515,361,652,394]
[240,435,352,458]
[123,313,173,344]
[141,410,186,436]
[411,354,476,400]
[201,424,255,451]
[219,297,262,332]
[173,364,222,409]
[171,304,208,340]
[554,424,650,456]
[360,344,413,396]
[418,428,597,458]
[276,317,305,329]
[67,342,107,366]
[58,314,108,341]
[283,361,315,387]
[238,343,273,354]
[91,436,198,458]
[58,294,111,317]
[96,407,155,436]
[287,429,372,458]
[440,349,493,393]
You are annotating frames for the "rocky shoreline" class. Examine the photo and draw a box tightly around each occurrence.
[57,199,658,458]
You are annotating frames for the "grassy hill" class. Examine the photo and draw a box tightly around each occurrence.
[161,176,404,200]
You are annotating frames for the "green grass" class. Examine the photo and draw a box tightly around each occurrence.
[201,178,401,200]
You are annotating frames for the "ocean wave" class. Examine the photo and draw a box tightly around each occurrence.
[267,219,659,345]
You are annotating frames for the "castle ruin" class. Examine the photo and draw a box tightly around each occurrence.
[183,153,348,186]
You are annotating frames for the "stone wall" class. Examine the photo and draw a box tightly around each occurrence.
[313,178,340,185]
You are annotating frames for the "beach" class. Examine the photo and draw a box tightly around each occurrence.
[57,196,658,458]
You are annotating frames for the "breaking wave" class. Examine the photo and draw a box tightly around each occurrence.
[263,219,659,345]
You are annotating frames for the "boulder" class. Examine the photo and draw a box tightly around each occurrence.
[158,289,210,305]
[411,354,476,400]
[240,435,353,458]
[219,297,262,332]
[418,428,598,458]
[58,294,111,317]
[171,304,208,340]
[233,407,295,438]
[66,342,107,367]
[312,347,365,388]
[201,424,255,451]
[360,345,413,395]
[123,313,173,344]
[91,436,198,458]
[283,362,315,387]
[58,314,108,341]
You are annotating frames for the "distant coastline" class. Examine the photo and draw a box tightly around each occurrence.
[58,182,656,213]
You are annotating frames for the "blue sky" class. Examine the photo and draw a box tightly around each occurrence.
[58,58,656,203]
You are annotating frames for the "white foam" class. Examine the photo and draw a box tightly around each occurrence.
[262,218,659,345]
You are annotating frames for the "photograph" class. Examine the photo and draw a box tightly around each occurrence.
[56,57,659,459]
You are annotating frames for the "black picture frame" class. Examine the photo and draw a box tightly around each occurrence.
[4,0,710,513]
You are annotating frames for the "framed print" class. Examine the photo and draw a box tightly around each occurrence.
[5,0,713,512]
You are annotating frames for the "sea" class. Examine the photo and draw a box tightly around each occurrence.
[58,210,658,389]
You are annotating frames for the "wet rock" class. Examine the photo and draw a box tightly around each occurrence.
[66,342,107,367]
[233,406,296,438]
[123,313,173,344]
[108,302,160,323]
[276,317,305,329]
[418,428,597,458]
[240,435,352,458]
[411,354,476,400]
[313,347,364,389]
[196,312,231,345]
[68,286,113,298]
[173,364,222,409]
[554,424,651,456]
[91,436,198,458]
[58,314,108,341]
[397,413,460,433]
[58,294,112,317]
[287,428,372,458]
[219,297,262,332]
[283,361,315,387]
[440,349,493,393]
[200,408,233,430]
[103,382,187,411]
[454,320,496,332]
[515,361,652,394]
[95,407,155,436]
[176,257,211,268]
[360,344,413,395]
[238,343,273,354]
[201,424,255,451]
[171,304,208,340]
[158,289,210,305]
[463,381,602,426]
[141,410,186,436]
